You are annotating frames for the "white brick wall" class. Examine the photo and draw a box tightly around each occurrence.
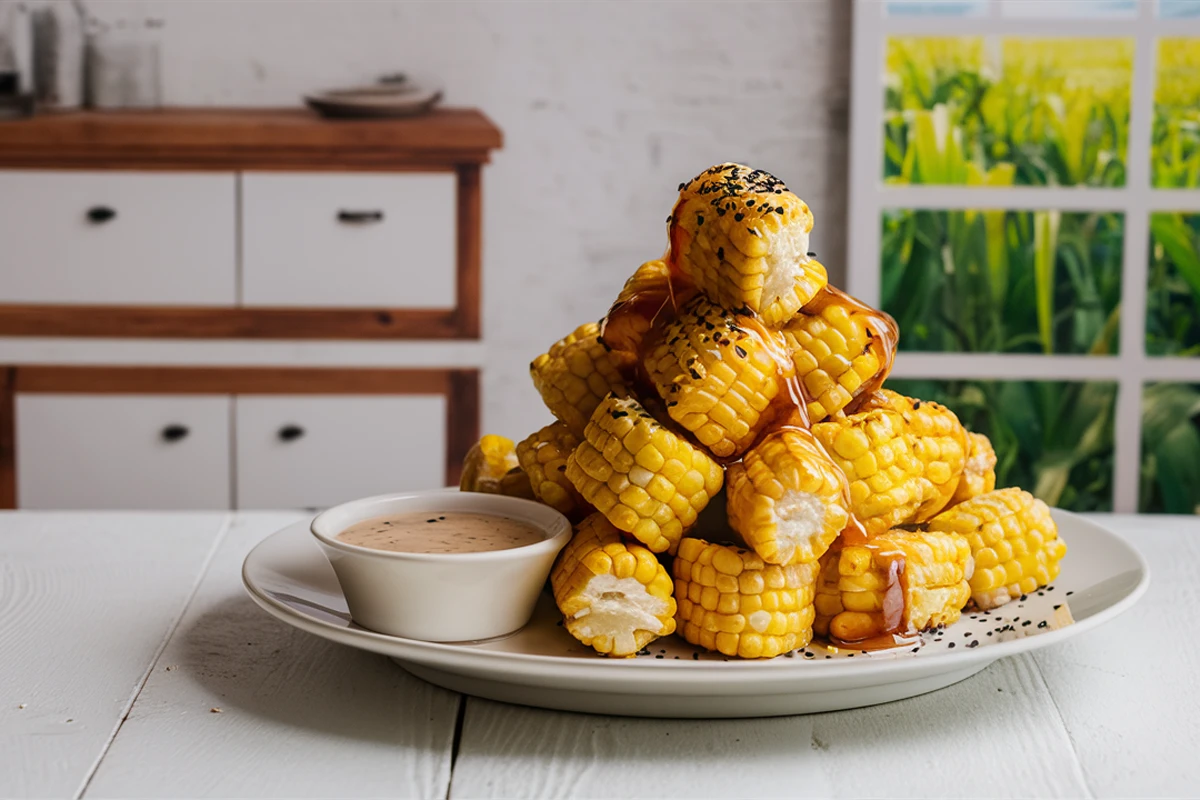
[85,0,852,440]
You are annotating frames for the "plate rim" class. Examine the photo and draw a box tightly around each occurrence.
[242,509,1150,684]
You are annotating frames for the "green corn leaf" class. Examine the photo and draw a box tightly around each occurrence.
[1150,213,1200,305]
[1033,210,1060,354]
[1152,422,1200,514]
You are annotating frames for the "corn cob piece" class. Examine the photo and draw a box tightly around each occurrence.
[531,323,631,437]
[813,544,843,638]
[516,422,589,519]
[950,432,998,507]
[781,287,898,422]
[460,435,521,493]
[566,393,724,554]
[856,389,968,521]
[928,488,1066,611]
[644,294,794,459]
[726,429,850,566]
[601,259,684,358]
[551,513,677,657]
[673,537,819,658]
[821,529,973,645]
[811,408,935,537]
[668,163,827,326]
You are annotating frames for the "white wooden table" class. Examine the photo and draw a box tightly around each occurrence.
[1,511,1193,799]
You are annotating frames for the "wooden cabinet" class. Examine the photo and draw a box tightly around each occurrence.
[0,171,236,305]
[0,108,500,510]
[0,367,478,511]
[241,173,456,309]
[16,395,232,510]
[0,108,500,339]
[235,395,447,509]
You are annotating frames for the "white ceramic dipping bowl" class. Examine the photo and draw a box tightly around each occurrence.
[311,491,572,642]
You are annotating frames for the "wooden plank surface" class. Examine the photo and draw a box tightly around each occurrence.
[0,512,227,799]
[0,108,503,170]
[84,513,460,799]
[1032,516,1200,799]
[449,654,1086,799]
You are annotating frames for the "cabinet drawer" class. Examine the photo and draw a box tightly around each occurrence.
[0,171,237,305]
[235,395,447,509]
[241,173,456,308]
[15,395,232,510]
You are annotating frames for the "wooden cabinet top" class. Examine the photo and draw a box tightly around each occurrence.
[0,107,503,171]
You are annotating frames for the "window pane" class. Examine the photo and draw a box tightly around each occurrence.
[1147,212,1200,356]
[1153,39,1200,188]
[1159,0,1200,18]
[884,37,1133,186]
[886,378,1116,512]
[881,208,1123,354]
[886,0,988,16]
[1001,0,1136,17]
[1140,383,1200,514]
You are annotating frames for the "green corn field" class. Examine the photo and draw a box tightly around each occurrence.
[882,35,1200,514]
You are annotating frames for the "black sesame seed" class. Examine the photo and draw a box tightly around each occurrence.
[967,640,980,648]
[806,251,816,257]
[426,519,437,523]
[947,642,956,648]
[1053,604,1062,610]
[692,652,699,660]
[734,213,744,222]
[775,207,784,214]
[735,345,748,358]
[911,647,920,653]
[1022,621,1032,627]
[696,214,704,226]
[1038,621,1048,629]
[666,215,672,223]
[655,655,664,659]
[1020,594,1028,601]
[1067,591,1074,596]
[557,464,566,472]
[689,368,701,380]
[717,247,724,260]
[611,410,628,419]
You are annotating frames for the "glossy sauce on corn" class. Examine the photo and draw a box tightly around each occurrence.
[336,511,544,554]
[603,229,908,647]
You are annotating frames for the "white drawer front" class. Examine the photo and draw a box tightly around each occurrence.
[16,395,232,510]
[241,173,456,308]
[235,395,447,509]
[0,171,236,305]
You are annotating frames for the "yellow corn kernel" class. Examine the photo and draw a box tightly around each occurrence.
[565,393,723,554]
[781,286,898,422]
[826,529,973,645]
[516,422,591,519]
[674,538,819,658]
[644,294,794,459]
[858,389,968,520]
[531,323,632,437]
[667,163,827,326]
[726,429,850,565]
[551,513,676,657]
[949,432,998,507]
[812,408,935,536]
[928,488,1066,610]
[460,434,521,494]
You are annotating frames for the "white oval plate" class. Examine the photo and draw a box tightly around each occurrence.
[242,511,1148,718]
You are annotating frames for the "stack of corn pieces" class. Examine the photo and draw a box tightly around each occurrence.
[460,163,1068,658]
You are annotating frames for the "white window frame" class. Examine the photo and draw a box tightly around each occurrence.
[848,0,1200,512]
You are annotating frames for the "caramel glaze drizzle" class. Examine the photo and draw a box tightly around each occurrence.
[597,190,913,651]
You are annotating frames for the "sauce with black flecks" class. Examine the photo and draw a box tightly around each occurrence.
[337,511,544,554]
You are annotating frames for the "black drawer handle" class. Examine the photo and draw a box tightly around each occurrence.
[87,206,117,224]
[161,424,190,443]
[337,209,384,224]
[278,424,305,442]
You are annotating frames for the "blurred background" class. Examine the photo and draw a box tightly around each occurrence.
[0,0,1195,516]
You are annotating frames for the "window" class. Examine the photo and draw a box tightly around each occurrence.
[849,0,1200,514]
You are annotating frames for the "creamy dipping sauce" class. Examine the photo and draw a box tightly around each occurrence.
[336,511,545,554]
